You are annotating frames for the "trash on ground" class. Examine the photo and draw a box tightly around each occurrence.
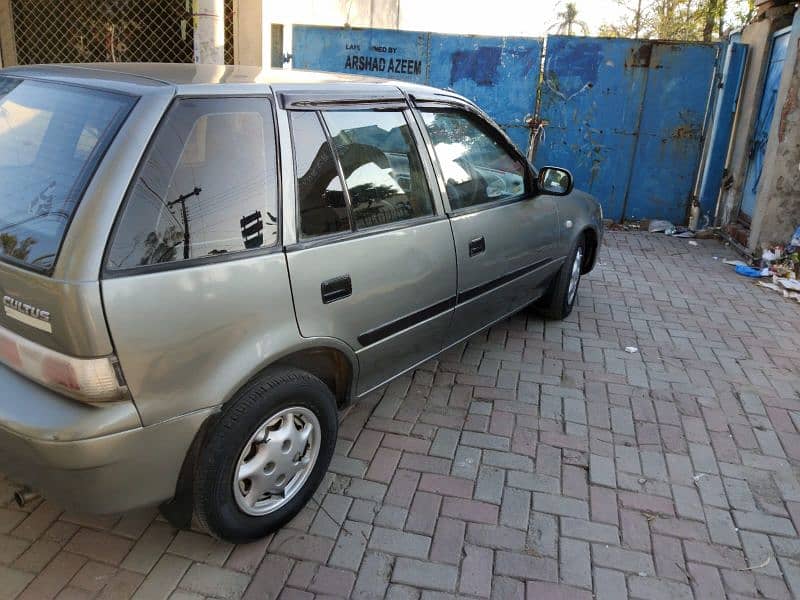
[624,346,639,353]
[723,259,748,267]
[738,555,772,572]
[761,247,782,264]
[688,240,698,246]
[735,265,770,278]
[738,226,800,303]
[648,220,672,233]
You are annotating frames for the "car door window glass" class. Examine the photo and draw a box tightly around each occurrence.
[108,97,278,270]
[420,108,527,210]
[290,111,351,239]
[322,110,434,229]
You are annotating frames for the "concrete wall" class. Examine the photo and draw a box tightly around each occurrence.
[749,10,800,249]
[0,0,15,67]
[234,0,263,65]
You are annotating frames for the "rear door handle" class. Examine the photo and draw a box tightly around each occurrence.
[321,275,352,304]
[469,236,486,257]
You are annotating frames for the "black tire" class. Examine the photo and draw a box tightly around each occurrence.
[537,235,586,320]
[193,367,337,543]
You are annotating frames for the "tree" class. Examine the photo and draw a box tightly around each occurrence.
[600,0,751,41]
[549,2,590,36]
[0,233,36,261]
[599,0,650,38]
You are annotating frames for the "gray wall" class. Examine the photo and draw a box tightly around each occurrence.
[716,5,797,251]
[749,10,800,249]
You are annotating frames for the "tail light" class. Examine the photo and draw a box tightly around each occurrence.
[0,325,128,403]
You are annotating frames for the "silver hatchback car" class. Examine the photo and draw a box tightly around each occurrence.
[0,64,602,542]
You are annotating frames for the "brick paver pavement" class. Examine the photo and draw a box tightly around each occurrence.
[2,231,800,599]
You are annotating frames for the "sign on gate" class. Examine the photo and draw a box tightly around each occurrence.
[292,26,720,223]
[292,26,543,151]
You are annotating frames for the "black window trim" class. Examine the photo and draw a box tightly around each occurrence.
[0,75,139,276]
[102,94,282,279]
[285,103,443,249]
[410,99,538,217]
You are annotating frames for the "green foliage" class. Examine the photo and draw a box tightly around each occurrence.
[600,0,754,41]
[0,233,36,261]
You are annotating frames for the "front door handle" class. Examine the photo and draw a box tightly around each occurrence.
[321,275,352,304]
[469,236,486,257]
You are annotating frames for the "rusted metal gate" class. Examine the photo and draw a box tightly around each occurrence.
[8,0,235,66]
[291,25,542,151]
[536,36,718,223]
[293,27,721,223]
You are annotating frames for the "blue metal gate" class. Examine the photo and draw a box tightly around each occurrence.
[697,41,748,224]
[292,27,721,223]
[536,37,718,222]
[740,28,791,219]
[292,26,543,151]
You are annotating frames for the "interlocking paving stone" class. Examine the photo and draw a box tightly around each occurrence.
[4,232,800,598]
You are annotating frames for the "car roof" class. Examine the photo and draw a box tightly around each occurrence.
[1,63,458,98]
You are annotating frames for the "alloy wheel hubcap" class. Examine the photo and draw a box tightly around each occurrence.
[233,406,320,516]
[568,248,583,305]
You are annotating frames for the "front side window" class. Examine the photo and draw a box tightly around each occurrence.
[0,77,133,271]
[420,108,527,210]
[322,110,434,229]
[108,97,278,270]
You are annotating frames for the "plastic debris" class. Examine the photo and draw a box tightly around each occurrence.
[788,225,800,253]
[723,259,748,267]
[735,265,770,278]
[762,247,782,264]
[624,347,639,353]
[688,240,699,246]
[648,220,672,233]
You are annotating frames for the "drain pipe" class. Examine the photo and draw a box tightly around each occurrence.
[14,487,39,507]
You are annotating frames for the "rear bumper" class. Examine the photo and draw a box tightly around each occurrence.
[0,365,214,514]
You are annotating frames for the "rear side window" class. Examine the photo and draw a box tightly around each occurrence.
[0,77,133,272]
[290,111,351,239]
[108,97,278,270]
[323,110,434,229]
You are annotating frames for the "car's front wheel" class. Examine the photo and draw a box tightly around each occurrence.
[537,235,585,320]
[193,368,337,543]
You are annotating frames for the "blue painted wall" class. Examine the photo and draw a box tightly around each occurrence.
[293,26,721,223]
[537,37,718,222]
[292,26,542,151]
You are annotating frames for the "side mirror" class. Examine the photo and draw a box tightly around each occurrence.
[538,166,574,196]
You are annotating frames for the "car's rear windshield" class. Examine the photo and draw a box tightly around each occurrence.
[0,76,134,272]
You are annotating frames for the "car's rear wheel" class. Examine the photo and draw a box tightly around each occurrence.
[193,368,337,543]
[537,235,585,320]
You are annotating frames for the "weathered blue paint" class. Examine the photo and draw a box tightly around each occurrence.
[697,42,748,224]
[536,36,718,222]
[740,28,791,218]
[537,37,649,221]
[293,26,723,222]
[292,26,542,151]
[624,42,718,222]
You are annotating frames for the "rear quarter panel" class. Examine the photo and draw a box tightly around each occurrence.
[102,254,312,425]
